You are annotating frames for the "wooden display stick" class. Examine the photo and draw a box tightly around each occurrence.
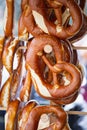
[0,107,7,111]
[72,45,87,50]
[67,111,87,116]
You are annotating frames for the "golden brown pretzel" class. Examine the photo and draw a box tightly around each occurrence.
[2,38,19,74]
[0,37,5,87]
[5,99,20,130]
[21,0,29,12]
[52,91,79,105]
[24,105,67,130]
[18,100,38,130]
[22,3,44,37]
[26,34,82,100]
[29,0,82,39]
[0,75,12,108]
[18,13,29,40]
[4,0,14,37]
[20,70,32,102]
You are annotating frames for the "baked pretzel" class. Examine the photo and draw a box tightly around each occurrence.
[70,13,87,43]
[0,75,12,108]
[0,37,5,87]
[2,38,19,74]
[10,62,22,100]
[22,2,44,37]
[4,0,14,37]
[21,0,29,12]
[29,0,82,39]
[20,70,32,102]
[18,0,29,40]
[52,91,79,105]
[18,100,38,130]
[5,99,20,130]
[24,105,67,130]
[18,13,29,40]
[26,34,82,100]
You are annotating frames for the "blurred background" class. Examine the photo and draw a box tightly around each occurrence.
[0,0,87,130]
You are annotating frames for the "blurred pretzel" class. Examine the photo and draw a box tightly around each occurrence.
[18,100,38,130]
[29,0,82,39]
[4,0,14,37]
[5,99,20,130]
[20,70,32,102]
[2,38,19,74]
[0,75,12,108]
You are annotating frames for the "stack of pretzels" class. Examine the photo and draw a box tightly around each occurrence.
[0,0,87,130]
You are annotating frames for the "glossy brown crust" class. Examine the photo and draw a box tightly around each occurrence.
[18,13,28,40]
[20,70,32,102]
[29,0,82,39]
[2,38,19,74]
[21,0,29,12]
[0,75,12,108]
[69,13,87,43]
[18,101,38,130]
[4,0,14,37]
[10,62,22,100]
[5,99,20,130]
[26,34,82,100]
[24,105,67,130]
[52,91,79,105]
[22,3,44,37]
[0,37,5,87]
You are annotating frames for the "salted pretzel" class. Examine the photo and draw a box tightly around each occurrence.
[24,105,68,130]
[4,0,14,37]
[29,0,82,39]
[26,34,82,101]
[5,99,20,130]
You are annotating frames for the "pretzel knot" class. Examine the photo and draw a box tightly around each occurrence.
[29,0,82,39]
[26,34,82,103]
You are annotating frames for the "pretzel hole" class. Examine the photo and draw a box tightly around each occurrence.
[57,71,72,86]
[38,114,50,130]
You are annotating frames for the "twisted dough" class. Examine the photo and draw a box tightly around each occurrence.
[29,0,82,39]
[26,34,82,102]
[24,105,67,130]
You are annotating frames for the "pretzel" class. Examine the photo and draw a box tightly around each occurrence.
[18,13,29,40]
[26,34,82,100]
[22,2,44,37]
[0,37,5,87]
[10,62,22,100]
[29,0,82,39]
[5,99,20,130]
[18,0,29,40]
[18,100,38,130]
[24,105,67,130]
[52,91,79,105]
[20,70,32,102]
[2,38,19,74]
[4,0,14,37]
[21,0,29,12]
[70,13,87,43]
[0,75,12,108]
